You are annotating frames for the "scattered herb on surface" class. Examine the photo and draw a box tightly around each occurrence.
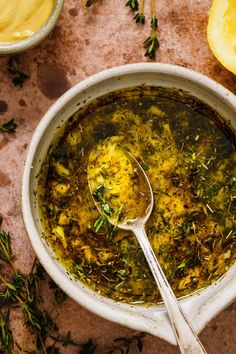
[85,1,159,58]
[133,0,145,23]
[144,34,159,59]
[0,224,146,353]
[0,119,17,133]
[79,339,97,354]
[134,12,145,24]
[144,0,159,58]
[0,309,14,354]
[126,0,139,11]
[49,280,68,304]
[7,57,29,87]
[86,0,94,7]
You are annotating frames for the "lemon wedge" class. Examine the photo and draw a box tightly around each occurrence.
[207,0,236,74]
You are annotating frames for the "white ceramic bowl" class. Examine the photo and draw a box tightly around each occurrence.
[22,63,236,345]
[0,0,64,55]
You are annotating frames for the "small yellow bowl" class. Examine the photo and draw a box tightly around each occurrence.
[0,0,64,55]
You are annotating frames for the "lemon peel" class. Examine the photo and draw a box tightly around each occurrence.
[207,0,236,74]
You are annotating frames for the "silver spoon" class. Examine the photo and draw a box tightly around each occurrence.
[88,146,207,354]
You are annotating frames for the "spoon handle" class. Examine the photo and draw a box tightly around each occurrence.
[133,225,207,354]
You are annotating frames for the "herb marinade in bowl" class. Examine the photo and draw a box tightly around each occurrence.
[38,86,236,304]
[22,64,236,344]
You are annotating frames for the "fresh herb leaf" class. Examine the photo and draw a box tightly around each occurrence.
[94,215,106,232]
[113,333,146,353]
[205,183,224,199]
[134,13,145,24]
[0,309,14,353]
[0,119,17,133]
[101,202,113,216]
[150,15,158,29]
[140,162,149,171]
[7,57,29,87]
[53,144,71,159]
[144,34,160,59]
[86,0,94,7]
[46,345,61,354]
[49,280,67,304]
[79,339,97,354]
[0,274,24,303]
[181,222,192,235]
[50,331,80,348]
[126,0,139,11]
[137,336,144,352]
[175,261,186,278]
[0,230,13,264]
[93,185,105,201]
[100,167,110,179]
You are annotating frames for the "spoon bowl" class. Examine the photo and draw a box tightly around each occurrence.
[88,142,207,354]
[115,149,154,230]
[88,145,154,230]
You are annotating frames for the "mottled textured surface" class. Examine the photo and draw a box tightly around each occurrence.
[0,1,236,353]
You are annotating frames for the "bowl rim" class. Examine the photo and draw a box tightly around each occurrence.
[0,0,64,55]
[22,62,236,344]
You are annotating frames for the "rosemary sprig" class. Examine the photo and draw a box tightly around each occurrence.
[0,119,17,133]
[7,57,29,87]
[144,0,160,59]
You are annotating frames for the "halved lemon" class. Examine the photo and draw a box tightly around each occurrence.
[207,0,236,74]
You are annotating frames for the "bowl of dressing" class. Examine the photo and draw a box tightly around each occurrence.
[22,63,236,346]
[0,0,64,55]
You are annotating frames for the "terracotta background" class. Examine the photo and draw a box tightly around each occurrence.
[0,0,236,353]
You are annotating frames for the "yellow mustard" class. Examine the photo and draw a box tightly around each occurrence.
[0,0,55,43]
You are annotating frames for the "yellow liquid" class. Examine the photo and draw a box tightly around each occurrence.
[0,0,55,43]
[39,87,236,304]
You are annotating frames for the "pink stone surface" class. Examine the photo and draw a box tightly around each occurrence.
[0,1,236,353]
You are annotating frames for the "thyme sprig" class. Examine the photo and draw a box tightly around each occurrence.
[0,309,14,354]
[126,0,160,58]
[144,0,160,59]
[0,119,17,133]
[126,0,139,11]
[7,57,29,87]
[84,1,160,58]
[0,225,146,353]
[144,34,160,59]
[133,0,145,24]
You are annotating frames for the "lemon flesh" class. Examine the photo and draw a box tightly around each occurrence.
[207,0,236,74]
